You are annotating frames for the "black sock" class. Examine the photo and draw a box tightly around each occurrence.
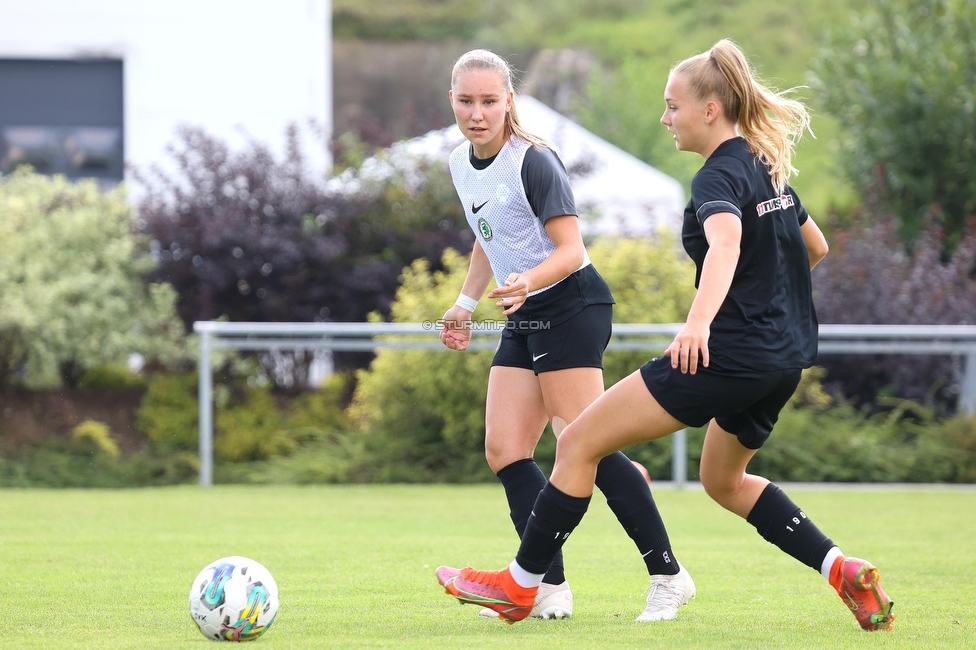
[595,451,678,576]
[496,459,565,584]
[515,482,591,575]
[746,483,836,571]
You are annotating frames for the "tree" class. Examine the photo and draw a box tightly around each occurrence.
[0,170,185,388]
[578,54,701,190]
[812,202,976,409]
[135,125,471,383]
[810,0,976,247]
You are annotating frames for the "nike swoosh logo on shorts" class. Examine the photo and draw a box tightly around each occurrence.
[472,200,489,213]
[532,352,548,362]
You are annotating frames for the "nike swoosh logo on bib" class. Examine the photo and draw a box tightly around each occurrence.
[472,200,489,213]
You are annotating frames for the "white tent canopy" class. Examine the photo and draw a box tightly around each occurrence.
[401,95,685,237]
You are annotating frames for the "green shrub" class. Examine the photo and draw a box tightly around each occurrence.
[215,387,295,463]
[0,457,29,487]
[77,363,146,390]
[352,347,495,483]
[71,420,120,460]
[939,415,976,482]
[204,371,371,484]
[752,402,941,483]
[0,438,197,488]
[117,450,199,486]
[132,367,368,482]
[285,371,355,433]
[137,372,198,452]
[0,169,187,388]
[215,431,370,485]
[214,372,363,465]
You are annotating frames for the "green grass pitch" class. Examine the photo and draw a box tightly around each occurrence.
[1,484,974,649]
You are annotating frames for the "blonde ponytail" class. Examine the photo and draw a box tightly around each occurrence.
[673,39,811,194]
[451,49,557,153]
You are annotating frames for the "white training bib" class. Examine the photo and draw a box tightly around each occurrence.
[450,136,588,295]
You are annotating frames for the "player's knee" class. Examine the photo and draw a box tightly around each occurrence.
[553,422,601,467]
[484,445,510,473]
[700,472,741,508]
[485,439,533,473]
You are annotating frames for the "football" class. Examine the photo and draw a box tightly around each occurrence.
[188,556,278,641]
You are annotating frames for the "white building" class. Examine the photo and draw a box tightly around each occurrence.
[403,95,685,237]
[0,0,332,185]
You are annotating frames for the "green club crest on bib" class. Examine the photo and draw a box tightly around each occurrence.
[477,217,493,241]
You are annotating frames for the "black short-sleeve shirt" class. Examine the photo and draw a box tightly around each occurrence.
[682,137,818,372]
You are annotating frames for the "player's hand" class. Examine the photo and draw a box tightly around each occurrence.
[664,320,710,374]
[440,305,473,351]
[488,273,529,315]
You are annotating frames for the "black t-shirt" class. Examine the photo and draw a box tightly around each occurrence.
[469,143,614,327]
[682,137,817,372]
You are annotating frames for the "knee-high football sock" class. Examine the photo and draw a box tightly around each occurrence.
[515,483,591,575]
[496,459,565,584]
[746,482,836,571]
[595,451,678,576]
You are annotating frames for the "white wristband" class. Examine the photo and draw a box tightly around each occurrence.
[454,293,479,313]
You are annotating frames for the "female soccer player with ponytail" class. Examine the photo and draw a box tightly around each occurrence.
[437,40,894,632]
[437,49,695,622]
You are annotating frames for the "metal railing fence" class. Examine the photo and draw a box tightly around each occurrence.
[193,321,976,487]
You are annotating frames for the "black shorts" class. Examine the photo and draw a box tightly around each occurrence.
[492,303,612,375]
[639,356,802,449]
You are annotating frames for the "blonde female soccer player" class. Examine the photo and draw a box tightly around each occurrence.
[437,40,894,632]
[437,49,695,622]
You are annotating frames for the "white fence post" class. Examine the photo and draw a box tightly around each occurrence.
[962,352,976,415]
[198,329,213,488]
[672,429,687,489]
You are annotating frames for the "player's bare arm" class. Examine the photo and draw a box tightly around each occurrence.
[441,240,493,350]
[666,211,740,374]
[800,216,829,269]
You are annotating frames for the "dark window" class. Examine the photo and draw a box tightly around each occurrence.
[0,59,123,181]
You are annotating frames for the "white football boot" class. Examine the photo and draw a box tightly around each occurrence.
[636,563,696,622]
